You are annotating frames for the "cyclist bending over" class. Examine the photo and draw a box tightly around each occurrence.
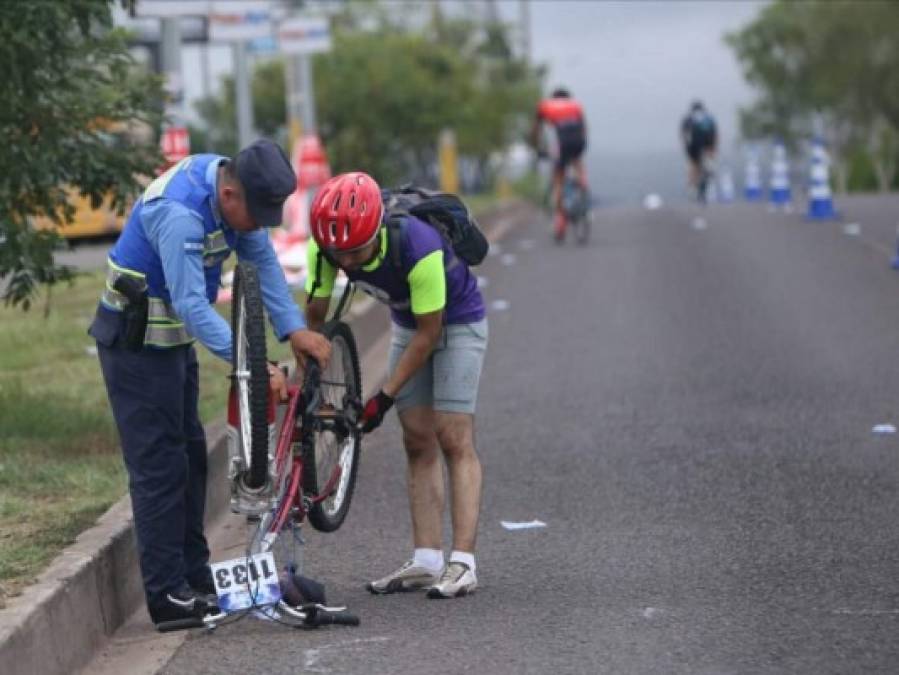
[681,100,717,198]
[305,173,488,599]
[531,87,588,240]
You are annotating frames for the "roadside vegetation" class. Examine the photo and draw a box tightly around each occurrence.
[0,269,295,604]
[728,1,899,192]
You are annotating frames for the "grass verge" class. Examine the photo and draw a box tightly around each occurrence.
[0,269,293,605]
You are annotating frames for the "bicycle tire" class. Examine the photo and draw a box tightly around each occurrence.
[574,213,590,245]
[303,320,362,533]
[231,263,270,490]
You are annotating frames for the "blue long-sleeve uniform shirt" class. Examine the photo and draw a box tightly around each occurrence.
[139,165,304,362]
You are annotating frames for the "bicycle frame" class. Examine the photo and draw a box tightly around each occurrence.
[232,364,355,553]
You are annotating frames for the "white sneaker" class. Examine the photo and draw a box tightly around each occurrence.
[426,561,478,599]
[366,560,441,594]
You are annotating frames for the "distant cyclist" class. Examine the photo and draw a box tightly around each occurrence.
[681,100,718,199]
[532,87,588,240]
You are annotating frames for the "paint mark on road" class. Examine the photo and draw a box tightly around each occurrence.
[303,637,392,673]
[501,519,546,530]
[842,222,861,237]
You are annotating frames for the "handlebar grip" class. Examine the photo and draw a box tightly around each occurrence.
[311,610,360,627]
[155,616,205,632]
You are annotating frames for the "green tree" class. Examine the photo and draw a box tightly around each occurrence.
[727,1,899,193]
[0,0,164,309]
[194,1,542,188]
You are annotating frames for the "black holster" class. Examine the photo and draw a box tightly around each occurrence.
[113,276,149,352]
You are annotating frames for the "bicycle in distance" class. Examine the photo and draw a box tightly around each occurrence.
[538,153,592,246]
[157,262,363,632]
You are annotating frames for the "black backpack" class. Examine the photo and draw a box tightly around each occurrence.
[382,185,488,269]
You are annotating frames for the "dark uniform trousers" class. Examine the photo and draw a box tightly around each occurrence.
[91,308,210,605]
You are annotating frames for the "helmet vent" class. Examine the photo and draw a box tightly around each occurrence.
[349,192,356,209]
[332,194,341,211]
[329,220,337,240]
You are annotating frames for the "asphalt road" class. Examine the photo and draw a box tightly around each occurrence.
[162,195,899,674]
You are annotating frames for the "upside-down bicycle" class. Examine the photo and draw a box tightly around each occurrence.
[158,262,363,632]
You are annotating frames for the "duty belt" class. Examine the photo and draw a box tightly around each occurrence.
[102,259,193,348]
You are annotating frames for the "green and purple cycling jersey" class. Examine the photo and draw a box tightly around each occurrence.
[305,215,485,329]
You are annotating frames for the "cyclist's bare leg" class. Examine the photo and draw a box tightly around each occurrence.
[688,159,700,188]
[552,166,564,214]
[434,411,482,553]
[399,406,444,550]
[552,165,566,235]
[573,158,588,191]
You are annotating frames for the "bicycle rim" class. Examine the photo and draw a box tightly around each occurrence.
[305,322,361,532]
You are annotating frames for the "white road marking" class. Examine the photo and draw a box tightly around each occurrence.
[303,637,392,673]
[842,222,861,237]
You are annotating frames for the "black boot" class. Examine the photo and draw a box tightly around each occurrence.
[148,584,209,626]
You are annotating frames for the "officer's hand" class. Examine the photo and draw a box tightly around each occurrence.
[359,390,395,434]
[267,362,288,403]
[289,329,331,370]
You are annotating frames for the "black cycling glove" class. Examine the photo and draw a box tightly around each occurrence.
[360,390,395,433]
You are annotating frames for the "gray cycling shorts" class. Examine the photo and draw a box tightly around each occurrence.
[387,319,488,415]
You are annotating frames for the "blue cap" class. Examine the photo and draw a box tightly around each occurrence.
[234,139,296,227]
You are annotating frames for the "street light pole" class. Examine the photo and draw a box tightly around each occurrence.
[234,40,254,149]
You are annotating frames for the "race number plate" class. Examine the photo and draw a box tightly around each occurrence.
[210,551,282,612]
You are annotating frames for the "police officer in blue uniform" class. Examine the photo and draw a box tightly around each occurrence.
[88,140,331,627]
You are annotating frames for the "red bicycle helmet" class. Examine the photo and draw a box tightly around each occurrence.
[309,172,382,251]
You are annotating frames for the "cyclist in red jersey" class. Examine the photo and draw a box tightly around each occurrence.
[531,87,588,239]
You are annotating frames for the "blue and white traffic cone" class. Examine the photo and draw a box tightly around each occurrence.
[806,139,838,220]
[744,149,763,201]
[768,142,792,210]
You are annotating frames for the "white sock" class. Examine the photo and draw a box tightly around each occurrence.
[413,548,444,572]
[449,550,476,574]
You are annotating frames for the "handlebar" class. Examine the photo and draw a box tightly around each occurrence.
[297,603,360,628]
[307,609,360,627]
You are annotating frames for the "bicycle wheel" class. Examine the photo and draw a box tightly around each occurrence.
[231,263,270,490]
[303,320,362,533]
[573,186,591,245]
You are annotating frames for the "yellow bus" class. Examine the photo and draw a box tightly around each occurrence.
[32,191,126,239]
[32,120,154,239]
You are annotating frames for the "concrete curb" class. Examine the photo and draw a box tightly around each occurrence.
[0,199,532,675]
